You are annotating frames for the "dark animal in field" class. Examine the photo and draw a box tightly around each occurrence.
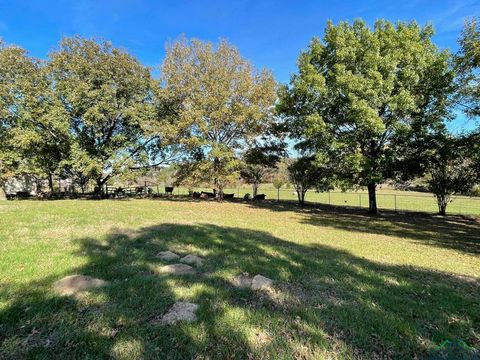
[192,192,201,198]
[201,191,215,198]
[200,192,210,199]
[165,186,174,194]
[253,194,266,200]
[223,193,234,199]
[15,191,31,199]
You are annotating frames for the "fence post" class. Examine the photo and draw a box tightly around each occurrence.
[394,194,397,212]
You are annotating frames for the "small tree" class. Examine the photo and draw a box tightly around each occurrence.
[288,156,332,204]
[240,143,283,196]
[427,135,477,215]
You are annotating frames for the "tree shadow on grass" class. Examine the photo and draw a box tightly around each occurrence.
[242,199,480,255]
[1,223,479,359]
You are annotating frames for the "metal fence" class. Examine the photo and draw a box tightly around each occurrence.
[166,186,480,216]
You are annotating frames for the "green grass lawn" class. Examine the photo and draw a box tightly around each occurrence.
[171,185,480,216]
[0,199,479,359]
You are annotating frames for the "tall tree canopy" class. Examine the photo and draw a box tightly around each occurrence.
[0,40,29,190]
[161,37,277,198]
[279,20,454,213]
[1,40,69,195]
[456,17,480,118]
[49,37,155,195]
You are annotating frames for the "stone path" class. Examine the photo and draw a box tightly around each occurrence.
[53,275,107,295]
[180,254,204,266]
[54,250,275,327]
[157,263,195,275]
[251,275,273,290]
[157,302,199,324]
[232,273,273,291]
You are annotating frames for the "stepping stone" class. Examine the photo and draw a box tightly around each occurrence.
[159,302,199,324]
[251,275,273,290]
[157,264,195,275]
[156,251,180,261]
[53,275,107,295]
[180,254,204,267]
[232,274,253,288]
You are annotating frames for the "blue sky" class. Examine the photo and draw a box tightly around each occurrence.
[0,0,478,130]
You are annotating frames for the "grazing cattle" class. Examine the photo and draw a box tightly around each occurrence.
[165,186,174,194]
[253,194,266,200]
[200,192,210,199]
[201,191,215,198]
[192,191,201,198]
[223,193,234,199]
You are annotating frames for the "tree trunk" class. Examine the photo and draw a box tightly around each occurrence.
[0,185,6,201]
[252,183,258,197]
[215,186,223,201]
[437,195,447,216]
[367,183,377,214]
[296,185,306,205]
[48,173,54,193]
[94,178,105,199]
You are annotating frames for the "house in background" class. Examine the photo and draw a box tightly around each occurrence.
[3,174,39,197]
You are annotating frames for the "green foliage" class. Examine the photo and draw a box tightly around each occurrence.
[426,134,478,215]
[456,17,480,118]
[0,40,70,192]
[161,37,277,197]
[279,20,455,213]
[288,156,333,204]
[240,142,284,196]
[49,37,155,192]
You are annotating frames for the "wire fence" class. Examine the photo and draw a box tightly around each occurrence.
[160,186,480,216]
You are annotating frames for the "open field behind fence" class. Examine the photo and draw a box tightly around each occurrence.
[163,186,480,216]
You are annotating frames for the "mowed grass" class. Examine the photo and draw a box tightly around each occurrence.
[0,199,479,359]
[172,186,480,216]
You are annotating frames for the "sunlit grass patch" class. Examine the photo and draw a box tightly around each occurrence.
[0,199,478,359]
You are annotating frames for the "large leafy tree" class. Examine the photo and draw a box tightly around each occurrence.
[279,20,454,213]
[0,40,27,197]
[161,37,277,199]
[0,40,69,196]
[456,17,480,118]
[49,37,155,195]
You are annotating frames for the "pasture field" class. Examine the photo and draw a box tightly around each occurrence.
[170,185,480,216]
[0,199,479,359]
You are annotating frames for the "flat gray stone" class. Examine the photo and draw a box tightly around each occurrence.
[251,275,273,290]
[232,274,252,288]
[156,251,180,261]
[53,275,107,295]
[160,302,199,324]
[157,264,195,275]
[180,254,204,267]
